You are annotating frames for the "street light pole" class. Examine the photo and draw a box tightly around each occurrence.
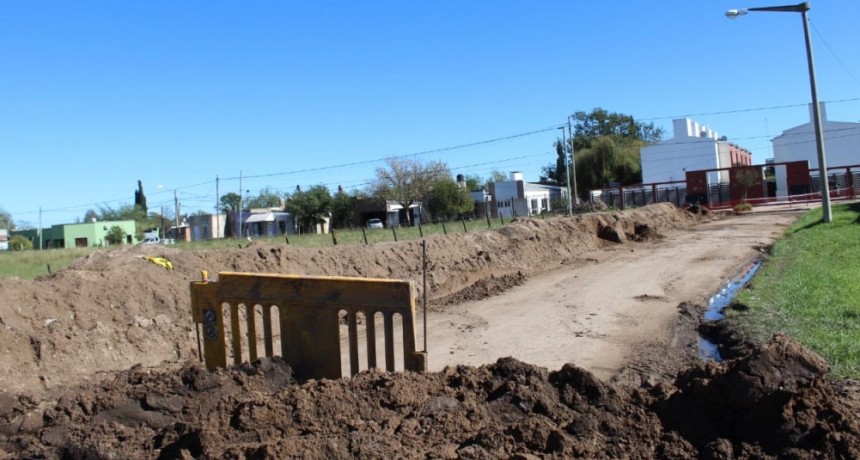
[568,115,578,206]
[558,127,573,216]
[726,2,832,223]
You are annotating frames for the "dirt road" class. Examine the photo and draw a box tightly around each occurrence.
[427,207,807,380]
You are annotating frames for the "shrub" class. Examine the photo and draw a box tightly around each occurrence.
[9,235,33,251]
[733,202,753,213]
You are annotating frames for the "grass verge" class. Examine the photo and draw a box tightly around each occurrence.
[730,202,860,378]
[0,247,97,280]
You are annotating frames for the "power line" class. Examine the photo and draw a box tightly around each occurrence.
[810,19,860,89]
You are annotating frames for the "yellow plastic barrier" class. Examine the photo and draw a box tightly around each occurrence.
[190,272,427,380]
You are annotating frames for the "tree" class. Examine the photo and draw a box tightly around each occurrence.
[83,209,98,223]
[134,180,148,213]
[574,137,644,192]
[734,168,761,203]
[540,138,570,186]
[463,175,482,192]
[94,204,154,240]
[543,108,662,198]
[9,235,32,251]
[219,193,242,238]
[105,225,127,245]
[0,207,13,229]
[286,185,332,233]
[482,170,508,190]
[330,186,355,229]
[570,108,663,153]
[426,178,473,221]
[245,187,283,209]
[220,193,242,212]
[371,158,451,225]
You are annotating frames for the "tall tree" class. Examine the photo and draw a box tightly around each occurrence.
[330,185,355,229]
[574,137,643,192]
[371,157,450,225]
[219,192,242,238]
[220,193,242,213]
[540,138,570,186]
[543,108,662,197]
[570,108,663,153]
[134,180,148,212]
[0,207,13,229]
[286,185,332,233]
[426,178,472,221]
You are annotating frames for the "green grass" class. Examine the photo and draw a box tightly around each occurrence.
[0,247,98,279]
[730,202,860,378]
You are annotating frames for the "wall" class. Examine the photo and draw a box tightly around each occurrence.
[61,220,137,248]
[772,104,860,197]
[641,118,725,186]
[188,214,226,240]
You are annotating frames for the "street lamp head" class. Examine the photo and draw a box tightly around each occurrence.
[725,9,748,19]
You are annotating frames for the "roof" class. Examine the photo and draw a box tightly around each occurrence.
[245,212,275,223]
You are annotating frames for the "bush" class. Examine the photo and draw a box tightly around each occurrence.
[733,202,753,213]
[105,225,127,245]
[8,235,33,251]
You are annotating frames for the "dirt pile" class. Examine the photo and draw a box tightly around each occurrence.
[0,204,701,395]
[1,335,856,459]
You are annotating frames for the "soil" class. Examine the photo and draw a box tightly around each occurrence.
[1,202,858,458]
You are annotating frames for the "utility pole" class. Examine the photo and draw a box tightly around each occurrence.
[38,207,42,250]
[238,170,243,239]
[568,115,579,205]
[215,175,220,239]
[174,189,180,241]
[558,127,573,216]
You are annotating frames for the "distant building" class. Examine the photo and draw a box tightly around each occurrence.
[772,103,860,197]
[187,213,227,241]
[239,208,297,237]
[489,172,566,218]
[0,229,7,251]
[11,220,138,249]
[641,118,752,186]
[354,198,421,227]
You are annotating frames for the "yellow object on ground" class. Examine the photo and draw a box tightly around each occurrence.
[143,256,173,270]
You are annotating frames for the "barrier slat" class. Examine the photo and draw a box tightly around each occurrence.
[366,312,377,369]
[230,304,241,364]
[384,312,395,372]
[262,304,273,357]
[348,311,359,376]
[247,304,258,362]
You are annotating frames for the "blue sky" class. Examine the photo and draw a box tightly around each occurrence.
[2,1,859,227]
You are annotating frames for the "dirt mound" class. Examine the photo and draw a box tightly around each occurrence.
[653,334,860,458]
[0,204,699,395]
[1,335,856,459]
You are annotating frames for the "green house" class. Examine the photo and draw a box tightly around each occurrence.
[13,220,139,249]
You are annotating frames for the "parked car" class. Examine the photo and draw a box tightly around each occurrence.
[140,237,161,245]
[366,218,384,229]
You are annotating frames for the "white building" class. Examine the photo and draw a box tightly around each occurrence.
[641,118,752,186]
[772,103,860,197]
[0,229,7,251]
[187,213,227,240]
[489,172,566,217]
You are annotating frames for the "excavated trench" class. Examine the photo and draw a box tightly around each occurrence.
[699,259,762,362]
